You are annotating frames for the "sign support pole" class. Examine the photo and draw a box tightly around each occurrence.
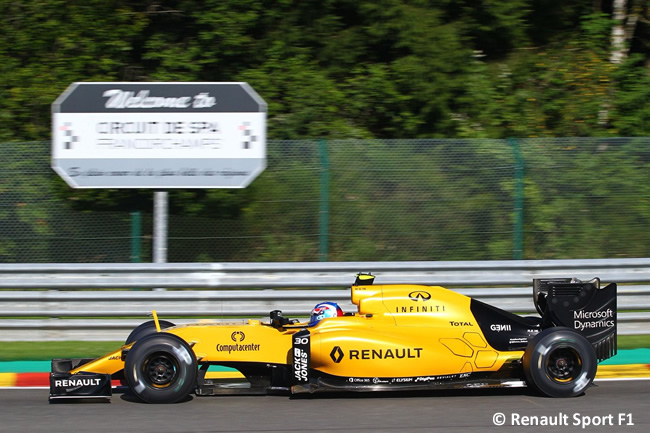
[153,191,168,265]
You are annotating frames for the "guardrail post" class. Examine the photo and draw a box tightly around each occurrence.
[130,211,142,263]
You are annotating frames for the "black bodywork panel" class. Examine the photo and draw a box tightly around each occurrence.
[534,278,617,361]
[470,300,542,351]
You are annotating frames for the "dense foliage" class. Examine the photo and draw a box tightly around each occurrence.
[0,1,649,262]
[1,0,648,143]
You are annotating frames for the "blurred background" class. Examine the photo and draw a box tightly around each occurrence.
[1,0,649,263]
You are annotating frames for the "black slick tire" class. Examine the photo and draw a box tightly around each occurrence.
[523,327,597,398]
[124,333,197,404]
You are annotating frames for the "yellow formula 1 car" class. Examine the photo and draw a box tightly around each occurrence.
[49,274,617,403]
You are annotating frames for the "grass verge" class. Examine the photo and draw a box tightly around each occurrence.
[0,341,122,361]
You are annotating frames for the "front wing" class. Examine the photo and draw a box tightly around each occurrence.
[49,358,112,402]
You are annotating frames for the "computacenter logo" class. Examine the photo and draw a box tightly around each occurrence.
[231,331,246,342]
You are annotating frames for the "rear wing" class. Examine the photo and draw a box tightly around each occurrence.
[533,278,617,361]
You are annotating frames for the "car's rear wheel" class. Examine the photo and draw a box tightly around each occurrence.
[125,319,176,345]
[523,327,597,397]
[124,333,197,403]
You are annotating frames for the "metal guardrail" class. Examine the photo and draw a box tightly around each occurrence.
[0,289,648,341]
[2,258,650,288]
[0,259,649,340]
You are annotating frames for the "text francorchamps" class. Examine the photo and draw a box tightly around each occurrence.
[573,308,615,331]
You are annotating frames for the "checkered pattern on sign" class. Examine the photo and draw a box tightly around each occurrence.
[60,123,79,149]
[239,122,257,149]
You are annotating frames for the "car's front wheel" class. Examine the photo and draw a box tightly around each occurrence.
[124,333,197,403]
[125,319,176,345]
[523,327,597,398]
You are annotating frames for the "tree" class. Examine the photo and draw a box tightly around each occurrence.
[0,1,147,140]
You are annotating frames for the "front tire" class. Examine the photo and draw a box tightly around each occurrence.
[523,327,597,398]
[124,333,197,404]
[125,319,176,345]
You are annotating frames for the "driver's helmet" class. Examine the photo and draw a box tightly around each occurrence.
[309,302,343,325]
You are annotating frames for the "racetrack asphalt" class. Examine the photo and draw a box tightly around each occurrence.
[0,380,648,433]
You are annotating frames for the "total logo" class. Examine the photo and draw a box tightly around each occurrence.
[449,321,473,327]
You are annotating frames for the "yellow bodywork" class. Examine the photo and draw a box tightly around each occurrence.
[71,284,523,379]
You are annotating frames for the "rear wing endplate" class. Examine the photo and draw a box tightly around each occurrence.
[533,278,617,361]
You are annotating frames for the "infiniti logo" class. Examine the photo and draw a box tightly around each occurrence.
[409,290,432,302]
[231,331,246,342]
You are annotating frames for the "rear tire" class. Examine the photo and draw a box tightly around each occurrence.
[125,320,176,345]
[124,333,197,404]
[523,327,597,398]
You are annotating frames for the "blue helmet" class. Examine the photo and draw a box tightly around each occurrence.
[309,302,343,325]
